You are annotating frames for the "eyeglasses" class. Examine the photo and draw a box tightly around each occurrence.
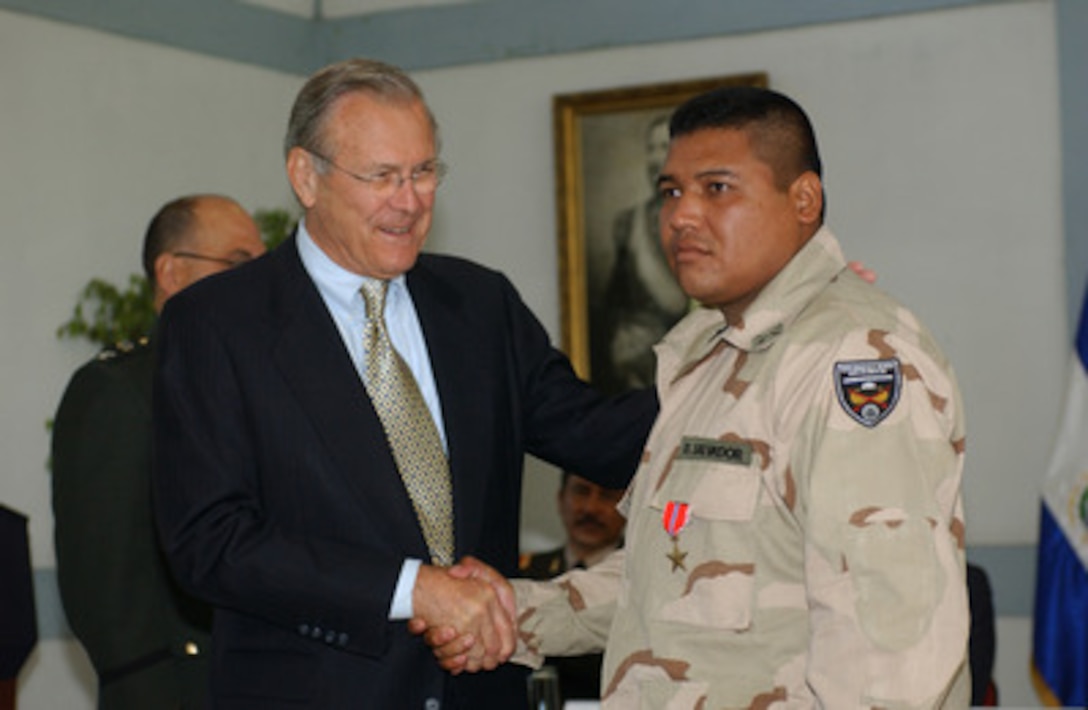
[172,251,253,269]
[308,150,447,198]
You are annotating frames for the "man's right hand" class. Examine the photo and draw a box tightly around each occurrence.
[411,560,515,673]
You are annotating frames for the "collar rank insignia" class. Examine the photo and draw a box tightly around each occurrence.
[834,358,901,428]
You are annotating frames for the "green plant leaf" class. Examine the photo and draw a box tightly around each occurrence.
[255,208,296,251]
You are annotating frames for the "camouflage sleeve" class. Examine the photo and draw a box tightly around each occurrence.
[510,548,624,667]
[793,324,970,708]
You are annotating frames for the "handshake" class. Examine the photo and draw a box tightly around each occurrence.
[408,556,519,674]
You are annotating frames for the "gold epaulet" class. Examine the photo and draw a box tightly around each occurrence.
[95,336,150,361]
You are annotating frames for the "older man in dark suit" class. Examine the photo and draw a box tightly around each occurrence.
[152,58,655,709]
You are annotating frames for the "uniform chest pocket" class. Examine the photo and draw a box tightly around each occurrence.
[645,437,764,632]
[650,437,763,521]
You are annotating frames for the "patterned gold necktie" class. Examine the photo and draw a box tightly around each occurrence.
[360,280,454,566]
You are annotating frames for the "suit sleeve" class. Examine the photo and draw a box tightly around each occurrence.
[498,274,658,490]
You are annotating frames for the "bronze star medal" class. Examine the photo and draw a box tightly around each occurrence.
[666,539,688,572]
[663,501,691,572]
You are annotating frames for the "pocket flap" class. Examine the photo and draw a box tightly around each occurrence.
[650,437,761,521]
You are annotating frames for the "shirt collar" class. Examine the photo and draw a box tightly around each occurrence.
[296,218,409,315]
[723,226,846,352]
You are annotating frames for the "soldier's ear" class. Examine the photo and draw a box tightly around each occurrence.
[791,171,823,225]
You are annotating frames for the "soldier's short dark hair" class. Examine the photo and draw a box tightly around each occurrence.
[670,86,824,217]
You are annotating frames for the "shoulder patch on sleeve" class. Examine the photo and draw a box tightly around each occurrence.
[834,358,901,428]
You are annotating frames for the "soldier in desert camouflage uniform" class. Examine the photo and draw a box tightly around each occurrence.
[430,86,970,709]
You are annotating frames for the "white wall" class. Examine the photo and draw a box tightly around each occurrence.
[1,1,1059,707]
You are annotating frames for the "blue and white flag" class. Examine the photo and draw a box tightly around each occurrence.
[1032,289,1088,707]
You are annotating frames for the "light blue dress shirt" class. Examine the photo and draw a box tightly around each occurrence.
[296,219,443,619]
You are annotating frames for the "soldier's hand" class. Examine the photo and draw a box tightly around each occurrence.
[848,260,877,283]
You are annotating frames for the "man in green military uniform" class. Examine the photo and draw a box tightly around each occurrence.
[51,194,266,709]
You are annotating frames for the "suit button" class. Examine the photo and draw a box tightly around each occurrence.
[324,630,336,644]
[311,626,323,639]
[337,632,349,647]
[424,699,440,710]
[298,624,310,636]
[183,641,200,656]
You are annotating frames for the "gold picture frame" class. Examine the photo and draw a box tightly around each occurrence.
[553,72,768,392]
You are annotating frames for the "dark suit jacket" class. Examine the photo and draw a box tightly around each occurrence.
[967,563,997,706]
[0,504,36,682]
[153,239,657,709]
[51,340,212,710]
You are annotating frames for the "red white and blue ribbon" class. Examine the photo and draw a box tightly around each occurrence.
[663,501,691,538]
[663,501,691,572]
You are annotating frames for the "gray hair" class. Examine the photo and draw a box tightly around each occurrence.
[284,57,439,160]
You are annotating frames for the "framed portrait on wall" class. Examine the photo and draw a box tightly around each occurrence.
[554,71,768,394]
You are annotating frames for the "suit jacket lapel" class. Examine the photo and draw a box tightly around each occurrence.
[408,259,491,560]
[268,242,428,555]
